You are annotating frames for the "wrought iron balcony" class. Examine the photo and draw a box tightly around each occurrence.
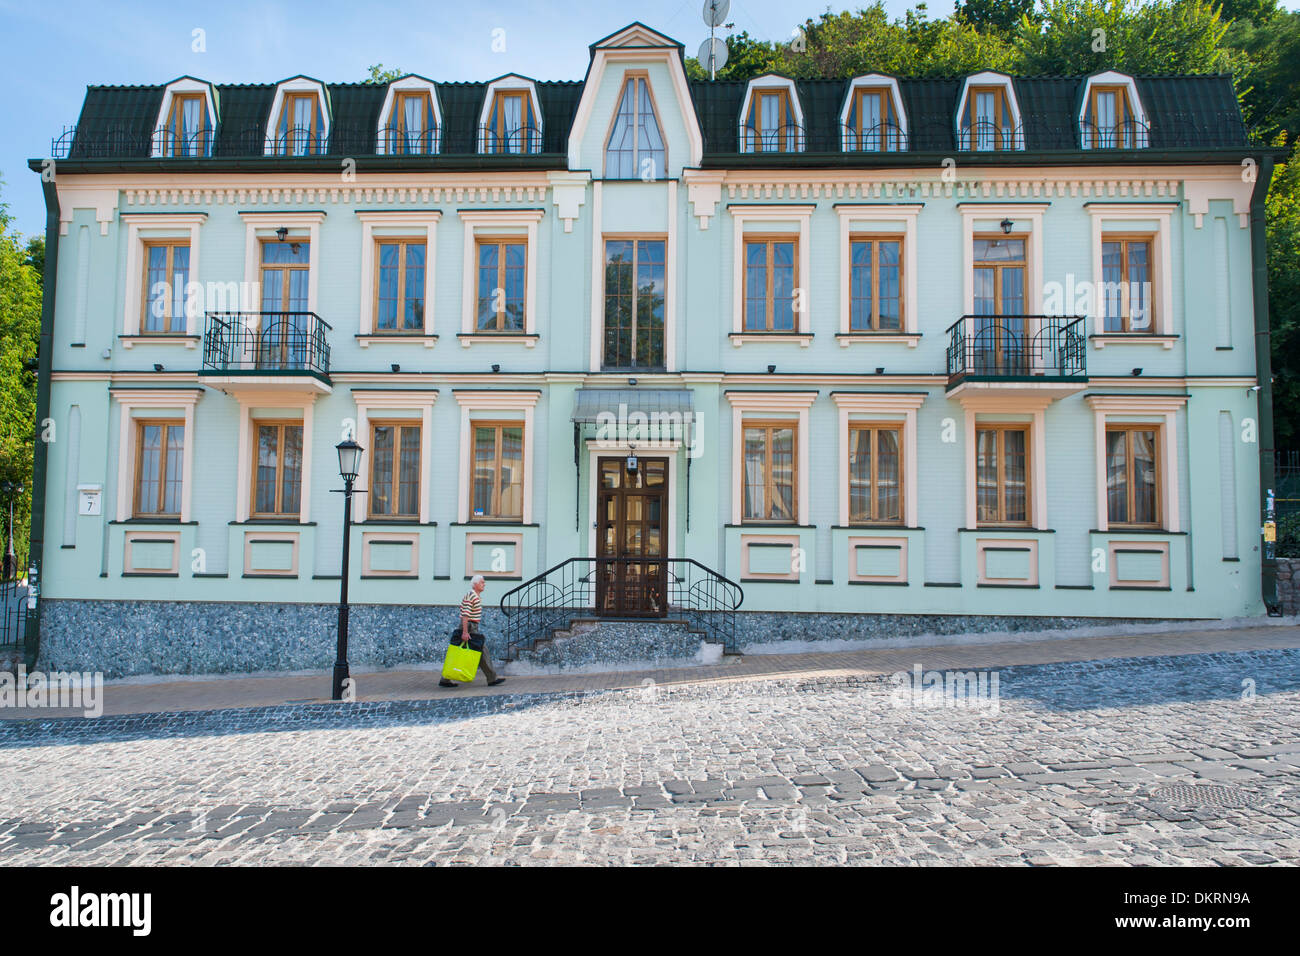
[374,125,442,155]
[945,315,1087,385]
[1079,119,1151,149]
[956,121,1026,151]
[839,121,908,152]
[738,123,807,153]
[477,125,543,155]
[201,312,331,379]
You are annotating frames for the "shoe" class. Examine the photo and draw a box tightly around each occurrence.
[439,680,458,688]
[487,678,506,687]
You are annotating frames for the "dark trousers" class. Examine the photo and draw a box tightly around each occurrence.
[466,623,497,683]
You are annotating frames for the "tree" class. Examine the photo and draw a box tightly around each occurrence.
[956,0,1040,34]
[1266,145,1300,449]
[365,64,403,84]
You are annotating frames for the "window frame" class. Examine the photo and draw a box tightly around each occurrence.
[368,420,423,521]
[140,238,192,334]
[1086,84,1133,148]
[474,236,528,332]
[848,233,904,332]
[164,93,208,156]
[388,90,436,154]
[279,91,322,154]
[469,420,526,522]
[133,418,185,519]
[1100,232,1155,333]
[847,422,905,526]
[746,88,797,152]
[1105,423,1163,529]
[741,420,799,526]
[488,90,532,152]
[742,235,800,333]
[372,236,428,334]
[601,235,667,369]
[850,88,897,151]
[603,72,667,179]
[972,232,1028,316]
[963,85,1013,150]
[250,419,305,519]
[974,423,1031,528]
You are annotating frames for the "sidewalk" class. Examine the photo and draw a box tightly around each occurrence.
[4,622,1300,721]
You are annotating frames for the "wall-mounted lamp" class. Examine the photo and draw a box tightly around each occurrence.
[1000,218,1014,235]
[491,364,501,373]
[627,377,637,386]
[767,364,776,374]
[275,227,289,242]
[1131,367,1143,377]
[875,367,885,375]
[390,364,400,373]
[626,444,638,474]
[153,363,164,372]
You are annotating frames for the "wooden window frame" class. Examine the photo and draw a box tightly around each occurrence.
[1100,233,1155,333]
[975,424,1031,528]
[165,93,207,155]
[748,88,796,152]
[1105,423,1162,529]
[282,92,319,136]
[259,238,311,311]
[133,419,185,519]
[368,420,422,520]
[488,90,531,149]
[743,235,799,333]
[742,420,798,525]
[847,422,905,526]
[469,420,525,522]
[373,236,427,334]
[972,233,1027,315]
[474,237,528,332]
[1087,85,1133,147]
[140,239,191,333]
[602,235,667,369]
[250,420,304,519]
[852,88,895,149]
[848,234,904,331]
[965,86,1012,149]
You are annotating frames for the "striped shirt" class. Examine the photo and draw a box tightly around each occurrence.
[459,590,483,623]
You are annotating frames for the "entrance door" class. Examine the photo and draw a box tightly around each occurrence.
[596,457,667,617]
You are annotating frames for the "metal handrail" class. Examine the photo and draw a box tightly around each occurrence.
[956,121,1026,151]
[150,126,215,157]
[477,124,543,155]
[201,311,332,376]
[266,126,328,156]
[840,121,908,152]
[375,125,442,155]
[1079,119,1152,149]
[739,123,806,153]
[945,314,1087,379]
[498,556,745,661]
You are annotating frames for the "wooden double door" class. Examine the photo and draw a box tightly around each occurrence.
[596,457,667,617]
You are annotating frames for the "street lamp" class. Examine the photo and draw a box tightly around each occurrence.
[0,482,19,582]
[332,439,363,701]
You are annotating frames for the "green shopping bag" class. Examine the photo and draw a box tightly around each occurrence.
[442,639,481,683]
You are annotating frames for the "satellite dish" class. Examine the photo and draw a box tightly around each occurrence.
[698,37,729,72]
[702,0,730,27]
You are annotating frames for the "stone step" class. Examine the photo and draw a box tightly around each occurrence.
[508,618,721,672]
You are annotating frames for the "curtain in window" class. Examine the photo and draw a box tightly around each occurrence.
[876,429,900,521]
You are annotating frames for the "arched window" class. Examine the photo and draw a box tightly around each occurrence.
[739,77,804,153]
[604,75,665,179]
[956,73,1022,151]
[266,80,330,156]
[1079,72,1149,149]
[377,80,440,155]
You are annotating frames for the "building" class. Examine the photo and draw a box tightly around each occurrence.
[26,23,1282,677]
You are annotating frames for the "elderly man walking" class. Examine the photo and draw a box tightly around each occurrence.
[440,574,506,688]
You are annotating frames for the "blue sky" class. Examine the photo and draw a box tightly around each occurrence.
[2,0,1296,238]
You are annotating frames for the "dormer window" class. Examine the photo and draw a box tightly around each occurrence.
[151,78,216,158]
[740,78,803,153]
[956,74,1022,151]
[605,74,666,179]
[1080,72,1149,148]
[377,83,440,155]
[840,77,907,152]
[479,79,542,155]
[266,80,330,156]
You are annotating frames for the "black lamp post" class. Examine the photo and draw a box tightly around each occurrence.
[332,439,363,701]
[0,482,19,583]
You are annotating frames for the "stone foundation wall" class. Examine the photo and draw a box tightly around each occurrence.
[1274,558,1300,615]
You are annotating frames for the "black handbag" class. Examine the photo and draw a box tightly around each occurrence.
[449,628,485,652]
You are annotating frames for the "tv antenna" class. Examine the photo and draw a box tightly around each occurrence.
[699,0,730,80]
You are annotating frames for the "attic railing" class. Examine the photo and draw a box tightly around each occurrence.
[840,121,908,152]
[956,121,1026,151]
[477,125,543,155]
[1079,119,1151,149]
[375,125,442,155]
[739,123,806,153]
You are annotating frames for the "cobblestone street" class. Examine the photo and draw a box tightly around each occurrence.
[1,647,1298,865]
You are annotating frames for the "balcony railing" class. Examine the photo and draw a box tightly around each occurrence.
[956,121,1026,151]
[201,312,331,377]
[265,126,328,156]
[1079,119,1152,149]
[945,315,1087,382]
[840,121,908,152]
[477,124,543,155]
[375,125,442,155]
[739,123,807,153]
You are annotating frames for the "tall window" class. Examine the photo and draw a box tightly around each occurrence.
[743,423,796,523]
[260,239,311,368]
[475,239,526,331]
[369,422,421,519]
[1106,425,1160,527]
[485,90,536,154]
[976,425,1029,526]
[962,86,1014,150]
[605,76,665,179]
[135,420,184,518]
[471,422,524,521]
[1084,86,1139,148]
[848,424,902,524]
[972,236,1027,374]
[744,238,797,332]
[385,91,437,154]
[142,240,191,333]
[846,88,901,151]
[849,236,902,331]
[276,91,324,155]
[162,93,209,157]
[375,239,426,332]
[603,238,665,368]
[743,87,800,152]
[1101,236,1153,333]
[253,421,303,517]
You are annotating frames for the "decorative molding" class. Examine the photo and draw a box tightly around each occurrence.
[831,391,926,528]
[355,209,442,337]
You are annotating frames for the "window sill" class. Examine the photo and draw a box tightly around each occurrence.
[119,334,200,349]
[729,332,813,348]
[458,333,539,348]
[1090,334,1178,350]
[835,332,920,349]
[357,333,438,348]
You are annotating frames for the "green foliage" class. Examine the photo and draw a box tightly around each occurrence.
[1267,146,1300,450]
[1275,510,1300,557]
[364,64,404,84]
[956,0,1041,34]
[1227,11,1300,144]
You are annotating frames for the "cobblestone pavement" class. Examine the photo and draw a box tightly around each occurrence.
[1,648,1298,865]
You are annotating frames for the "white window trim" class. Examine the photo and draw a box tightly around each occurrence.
[375,76,442,154]
[959,203,1047,316]
[728,204,814,344]
[838,75,908,149]
[120,212,207,341]
[955,72,1023,149]
[150,78,217,157]
[957,393,1051,531]
[1085,394,1186,533]
[233,390,320,523]
[351,390,438,523]
[725,391,818,526]
[355,210,442,342]
[264,77,331,156]
[1088,203,1175,341]
[240,211,325,320]
[477,75,543,152]
[737,75,805,152]
[458,208,545,343]
[831,392,925,528]
[835,204,921,344]
[111,388,203,523]
[454,390,540,525]
[585,439,681,560]
[1078,71,1149,148]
